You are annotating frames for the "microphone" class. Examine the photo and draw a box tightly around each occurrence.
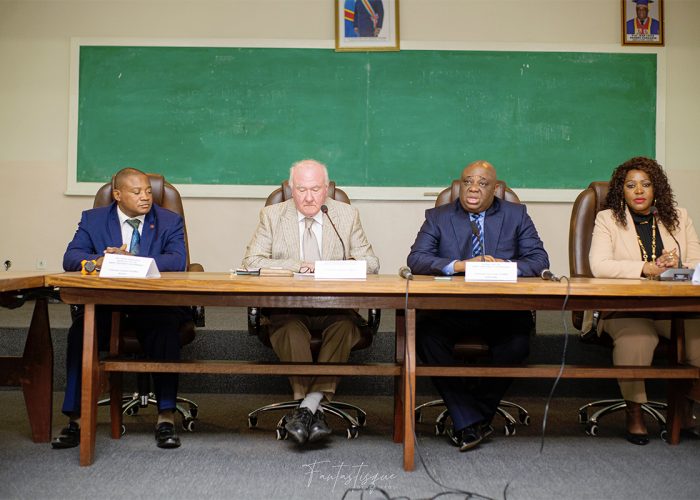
[541,269,563,282]
[320,204,346,260]
[398,266,414,280]
[470,221,485,262]
[650,206,683,268]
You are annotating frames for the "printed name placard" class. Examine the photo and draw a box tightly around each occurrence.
[99,253,161,278]
[464,262,517,282]
[314,260,367,280]
[693,263,700,284]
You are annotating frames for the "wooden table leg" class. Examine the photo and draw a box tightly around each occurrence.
[109,311,123,439]
[402,308,416,471]
[80,304,99,466]
[21,297,53,442]
[393,309,405,444]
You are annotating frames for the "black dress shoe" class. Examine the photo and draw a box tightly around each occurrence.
[51,421,80,449]
[308,410,332,443]
[480,422,494,440]
[155,423,181,449]
[448,424,483,452]
[285,407,314,444]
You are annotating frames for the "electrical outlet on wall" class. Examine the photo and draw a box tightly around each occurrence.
[36,258,47,270]
[2,259,11,271]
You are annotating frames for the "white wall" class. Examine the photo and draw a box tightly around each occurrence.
[1,0,699,275]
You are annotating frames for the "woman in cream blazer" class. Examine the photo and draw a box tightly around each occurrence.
[589,157,700,445]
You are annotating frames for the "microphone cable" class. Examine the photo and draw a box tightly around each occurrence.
[341,275,494,500]
[321,204,347,260]
[400,276,495,500]
[501,274,572,500]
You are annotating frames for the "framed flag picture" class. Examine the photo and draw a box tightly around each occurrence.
[335,0,400,52]
[622,0,664,46]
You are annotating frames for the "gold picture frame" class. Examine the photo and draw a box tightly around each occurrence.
[335,0,400,52]
[622,0,664,46]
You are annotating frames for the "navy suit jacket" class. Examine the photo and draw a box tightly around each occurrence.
[407,197,549,277]
[63,202,187,272]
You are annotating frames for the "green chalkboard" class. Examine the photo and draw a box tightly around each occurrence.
[76,46,656,189]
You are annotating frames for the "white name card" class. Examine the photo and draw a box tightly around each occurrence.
[314,260,367,280]
[99,253,161,278]
[693,263,700,284]
[464,261,517,282]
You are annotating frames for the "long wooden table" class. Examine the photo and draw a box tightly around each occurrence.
[44,272,700,469]
[0,272,53,442]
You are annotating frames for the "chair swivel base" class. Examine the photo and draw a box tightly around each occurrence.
[97,392,199,433]
[248,399,366,440]
[578,399,667,441]
[415,399,530,437]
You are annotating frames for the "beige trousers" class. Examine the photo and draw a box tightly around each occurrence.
[602,315,700,403]
[267,309,361,401]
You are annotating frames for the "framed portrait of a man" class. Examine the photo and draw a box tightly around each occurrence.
[622,0,664,46]
[335,0,400,52]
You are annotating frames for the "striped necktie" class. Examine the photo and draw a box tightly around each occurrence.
[303,217,321,262]
[126,218,141,255]
[470,213,483,258]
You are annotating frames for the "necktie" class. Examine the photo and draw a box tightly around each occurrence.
[303,217,321,262]
[126,218,141,255]
[470,213,483,258]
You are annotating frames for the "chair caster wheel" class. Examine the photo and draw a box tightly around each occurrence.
[504,424,516,436]
[182,419,195,432]
[585,423,599,436]
[435,422,446,436]
[248,416,258,429]
[347,427,359,439]
[276,428,288,440]
[660,429,668,442]
[120,424,126,436]
[519,412,531,426]
[190,408,198,419]
[578,410,588,424]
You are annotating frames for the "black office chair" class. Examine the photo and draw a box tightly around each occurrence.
[246,180,380,439]
[91,173,204,432]
[414,179,531,437]
[569,181,667,439]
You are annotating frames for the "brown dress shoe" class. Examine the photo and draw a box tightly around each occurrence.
[625,401,649,446]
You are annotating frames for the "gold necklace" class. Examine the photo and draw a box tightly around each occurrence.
[635,215,656,262]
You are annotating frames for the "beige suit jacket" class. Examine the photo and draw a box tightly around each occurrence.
[590,207,700,279]
[242,197,380,273]
[582,206,700,332]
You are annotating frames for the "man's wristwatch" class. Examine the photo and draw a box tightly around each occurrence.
[81,259,99,275]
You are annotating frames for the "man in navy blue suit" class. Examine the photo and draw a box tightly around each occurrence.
[52,168,189,450]
[353,0,384,37]
[407,160,549,452]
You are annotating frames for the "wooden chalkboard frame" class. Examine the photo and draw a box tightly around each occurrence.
[67,38,665,202]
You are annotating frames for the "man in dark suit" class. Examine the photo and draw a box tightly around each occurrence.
[407,160,549,452]
[52,168,189,450]
[353,0,384,37]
